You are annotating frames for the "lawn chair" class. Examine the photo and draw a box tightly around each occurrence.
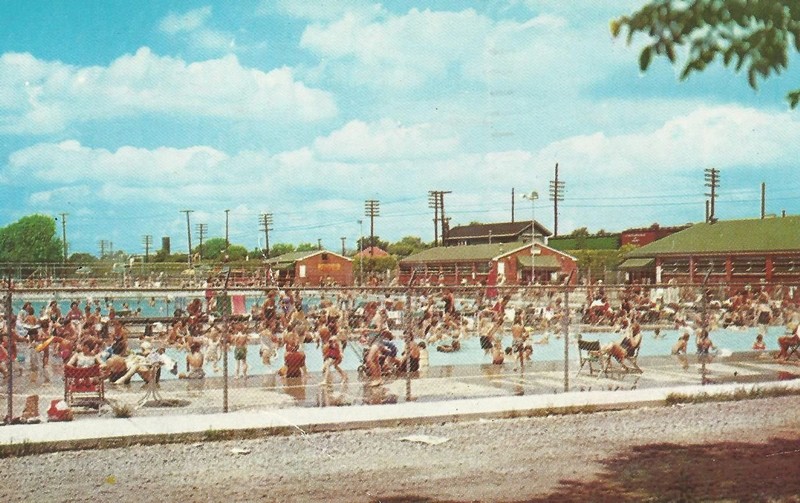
[64,365,105,409]
[576,336,603,376]
[604,343,642,375]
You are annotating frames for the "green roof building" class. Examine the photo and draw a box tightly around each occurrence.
[619,216,800,284]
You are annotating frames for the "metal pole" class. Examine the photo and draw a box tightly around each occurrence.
[222,268,231,412]
[358,220,364,286]
[5,274,13,423]
[563,275,571,392]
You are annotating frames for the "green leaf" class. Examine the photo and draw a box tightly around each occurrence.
[639,46,653,71]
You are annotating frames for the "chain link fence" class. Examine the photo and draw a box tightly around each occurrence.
[2,279,799,423]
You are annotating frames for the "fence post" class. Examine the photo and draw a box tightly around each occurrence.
[222,268,231,413]
[5,273,14,423]
[562,272,574,393]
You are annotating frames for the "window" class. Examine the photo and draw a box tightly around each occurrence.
[321,253,329,261]
[299,265,306,278]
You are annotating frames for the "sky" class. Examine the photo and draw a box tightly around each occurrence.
[2,1,800,258]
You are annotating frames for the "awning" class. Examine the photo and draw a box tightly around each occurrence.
[517,255,561,270]
[618,258,655,269]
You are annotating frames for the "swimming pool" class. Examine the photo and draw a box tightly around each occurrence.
[156,325,789,381]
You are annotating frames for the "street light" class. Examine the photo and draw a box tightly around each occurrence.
[522,191,539,285]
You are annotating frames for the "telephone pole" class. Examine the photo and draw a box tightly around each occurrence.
[142,235,152,263]
[59,213,68,262]
[428,190,451,246]
[364,199,380,256]
[181,209,194,267]
[99,240,108,258]
[195,223,208,260]
[259,213,273,257]
[704,168,720,222]
[549,163,565,237]
[340,237,346,256]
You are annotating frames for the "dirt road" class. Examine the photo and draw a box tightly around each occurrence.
[1,396,799,502]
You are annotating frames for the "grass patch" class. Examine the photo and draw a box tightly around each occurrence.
[665,386,800,406]
[107,400,134,419]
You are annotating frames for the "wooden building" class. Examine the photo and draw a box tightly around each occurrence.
[619,216,800,284]
[398,241,577,286]
[443,220,551,246]
[265,250,353,286]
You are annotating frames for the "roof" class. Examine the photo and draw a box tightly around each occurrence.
[445,220,552,240]
[626,216,800,257]
[400,242,531,263]
[400,241,576,264]
[618,258,655,269]
[266,249,352,266]
[354,246,389,258]
[516,255,562,270]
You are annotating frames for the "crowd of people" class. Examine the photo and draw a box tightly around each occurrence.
[2,282,800,393]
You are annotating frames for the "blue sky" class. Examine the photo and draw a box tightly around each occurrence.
[2,1,800,257]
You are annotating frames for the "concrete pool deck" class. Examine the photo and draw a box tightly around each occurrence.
[1,352,800,452]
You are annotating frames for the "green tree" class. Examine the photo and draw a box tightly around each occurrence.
[269,243,296,257]
[194,237,227,260]
[0,214,63,263]
[296,242,317,252]
[356,235,390,251]
[68,252,97,263]
[612,1,800,107]
[226,244,249,261]
[387,235,429,258]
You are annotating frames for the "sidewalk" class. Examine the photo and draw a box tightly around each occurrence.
[2,378,799,454]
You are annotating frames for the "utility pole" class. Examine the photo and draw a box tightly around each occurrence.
[428,190,451,246]
[259,213,273,257]
[181,209,194,267]
[340,237,346,256]
[364,199,380,257]
[317,238,322,250]
[704,168,720,222]
[100,239,111,258]
[142,235,152,263]
[511,188,515,223]
[761,182,766,219]
[549,163,565,237]
[59,213,68,263]
[224,209,230,255]
[195,223,208,260]
[428,191,439,246]
[440,191,451,244]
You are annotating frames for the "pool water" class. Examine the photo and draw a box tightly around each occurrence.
[157,325,788,381]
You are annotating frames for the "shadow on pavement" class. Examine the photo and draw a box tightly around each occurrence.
[528,436,800,502]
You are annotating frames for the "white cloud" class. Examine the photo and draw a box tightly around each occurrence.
[533,105,800,177]
[0,48,337,134]
[158,6,241,54]
[158,6,212,34]
[266,0,380,21]
[312,119,459,161]
[299,7,622,92]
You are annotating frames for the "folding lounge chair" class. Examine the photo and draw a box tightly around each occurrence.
[64,365,105,409]
[576,336,603,376]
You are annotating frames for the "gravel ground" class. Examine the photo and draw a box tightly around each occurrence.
[1,396,800,502]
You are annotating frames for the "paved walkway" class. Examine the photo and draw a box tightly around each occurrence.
[2,378,799,452]
[2,351,800,452]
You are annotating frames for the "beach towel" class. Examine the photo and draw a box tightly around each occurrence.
[232,295,247,315]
